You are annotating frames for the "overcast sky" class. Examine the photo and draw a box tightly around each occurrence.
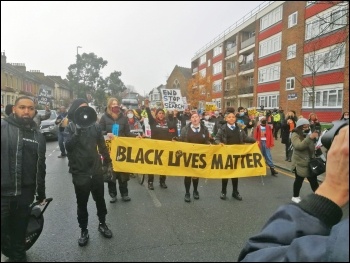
[1,1,264,96]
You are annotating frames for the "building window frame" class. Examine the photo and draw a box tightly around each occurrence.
[288,11,298,28]
[286,77,295,90]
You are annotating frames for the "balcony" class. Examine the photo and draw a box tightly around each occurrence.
[192,67,198,74]
[225,68,235,77]
[226,46,237,57]
[239,61,254,72]
[238,85,253,95]
[241,37,255,49]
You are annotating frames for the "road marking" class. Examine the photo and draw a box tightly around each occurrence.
[275,168,311,184]
[147,190,162,207]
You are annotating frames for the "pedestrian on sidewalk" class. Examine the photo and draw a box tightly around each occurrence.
[290,118,319,203]
[281,111,296,162]
[214,107,256,201]
[254,116,278,176]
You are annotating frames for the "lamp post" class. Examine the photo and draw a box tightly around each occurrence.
[77,46,82,57]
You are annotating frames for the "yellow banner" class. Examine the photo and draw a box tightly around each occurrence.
[108,138,266,179]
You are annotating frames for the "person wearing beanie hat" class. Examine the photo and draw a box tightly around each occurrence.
[289,117,320,204]
[64,98,114,246]
[143,99,178,190]
[214,107,256,201]
[67,98,88,121]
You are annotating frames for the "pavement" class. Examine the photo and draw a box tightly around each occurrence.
[270,137,325,182]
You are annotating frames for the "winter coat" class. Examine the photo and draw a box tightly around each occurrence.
[214,121,256,145]
[1,115,46,200]
[290,131,315,177]
[238,194,348,262]
[253,124,274,148]
[145,107,177,141]
[99,112,136,137]
[179,122,211,144]
[64,121,112,185]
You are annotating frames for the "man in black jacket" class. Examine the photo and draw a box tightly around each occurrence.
[64,98,113,247]
[1,96,47,262]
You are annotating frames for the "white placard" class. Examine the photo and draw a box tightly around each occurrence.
[160,89,184,111]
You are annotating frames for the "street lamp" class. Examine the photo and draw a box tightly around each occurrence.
[77,46,82,57]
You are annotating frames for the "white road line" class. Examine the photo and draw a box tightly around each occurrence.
[147,189,162,207]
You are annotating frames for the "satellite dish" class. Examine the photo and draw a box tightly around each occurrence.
[238,55,244,63]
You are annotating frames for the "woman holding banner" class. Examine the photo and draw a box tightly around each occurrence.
[144,99,178,190]
[178,111,211,202]
[99,98,140,203]
[214,107,256,201]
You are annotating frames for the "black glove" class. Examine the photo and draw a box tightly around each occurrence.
[103,163,114,182]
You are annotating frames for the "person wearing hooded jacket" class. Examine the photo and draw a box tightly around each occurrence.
[99,98,140,203]
[64,98,113,247]
[1,96,46,262]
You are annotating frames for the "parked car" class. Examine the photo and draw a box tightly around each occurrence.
[38,110,58,140]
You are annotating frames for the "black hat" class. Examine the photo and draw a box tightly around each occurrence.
[68,98,88,121]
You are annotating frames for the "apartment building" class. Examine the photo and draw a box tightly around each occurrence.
[191,1,349,122]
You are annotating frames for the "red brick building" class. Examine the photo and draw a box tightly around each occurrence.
[191,1,349,122]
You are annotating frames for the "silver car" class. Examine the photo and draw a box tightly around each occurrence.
[38,110,58,140]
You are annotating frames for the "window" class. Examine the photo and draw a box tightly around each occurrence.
[288,12,298,28]
[286,77,295,90]
[305,3,348,40]
[306,1,317,6]
[199,68,206,78]
[304,43,345,74]
[172,79,180,89]
[199,54,206,65]
[213,45,222,57]
[257,93,279,108]
[258,62,281,83]
[287,44,296,59]
[212,61,222,75]
[302,86,343,108]
[260,6,282,31]
[259,33,281,58]
[151,92,160,101]
[212,80,222,93]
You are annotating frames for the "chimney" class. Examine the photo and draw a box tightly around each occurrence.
[10,63,26,72]
[30,70,45,78]
[1,52,6,64]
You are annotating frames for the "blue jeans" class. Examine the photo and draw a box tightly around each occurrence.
[58,130,66,155]
[259,140,275,168]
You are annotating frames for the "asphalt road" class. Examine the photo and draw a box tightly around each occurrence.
[2,140,348,262]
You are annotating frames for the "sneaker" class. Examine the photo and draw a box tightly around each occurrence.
[148,182,154,190]
[184,193,191,202]
[122,195,131,202]
[291,197,301,203]
[193,191,199,200]
[78,229,89,246]
[232,191,243,201]
[98,223,112,238]
[160,182,168,189]
[110,196,117,203]
[58,154,67,158]
[220,192,227,200]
